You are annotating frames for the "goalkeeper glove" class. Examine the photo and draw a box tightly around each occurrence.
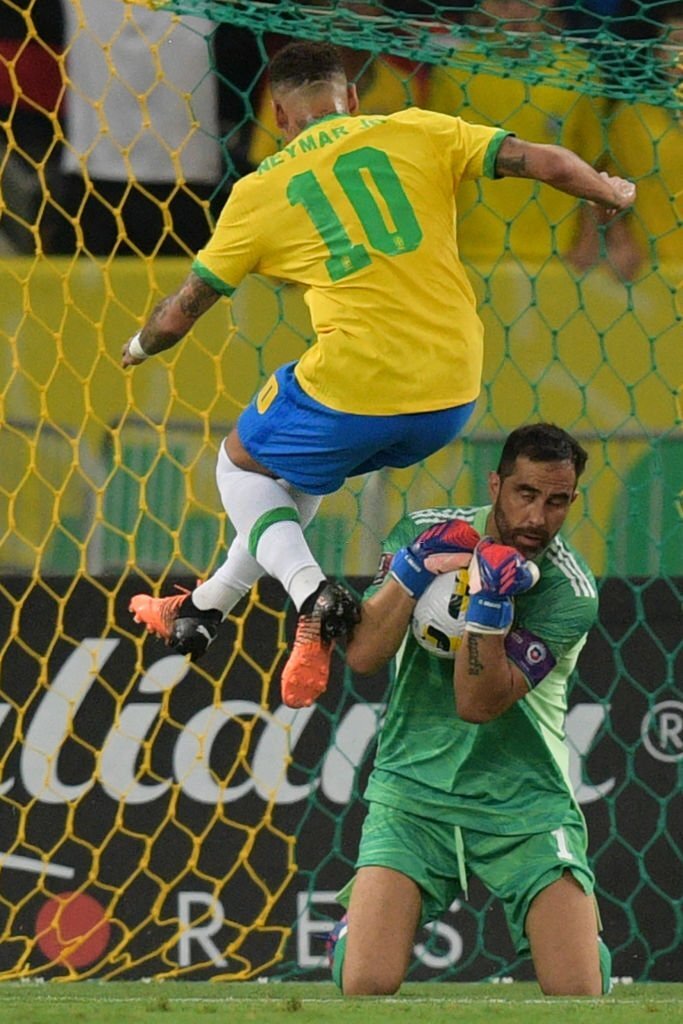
[465,537,540,635]
[390,519,480,599]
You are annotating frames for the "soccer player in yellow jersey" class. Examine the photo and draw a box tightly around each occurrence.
[122,40,635,709]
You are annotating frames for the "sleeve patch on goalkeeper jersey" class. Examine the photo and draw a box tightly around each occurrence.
[371,552,393,588]
[504,627,556,688]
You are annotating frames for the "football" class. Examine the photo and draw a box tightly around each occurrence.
[411,569,469,659]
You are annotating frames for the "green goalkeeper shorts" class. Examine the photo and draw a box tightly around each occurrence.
[346,800,595,955]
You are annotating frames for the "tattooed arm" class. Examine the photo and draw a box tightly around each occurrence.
[121,272,222,367]
[494,135,636,216]
[454,631,529,724]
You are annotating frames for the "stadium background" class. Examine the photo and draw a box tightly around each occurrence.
[0,0,680,983]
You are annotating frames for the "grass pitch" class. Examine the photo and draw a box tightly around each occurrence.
[0,981,681,1024]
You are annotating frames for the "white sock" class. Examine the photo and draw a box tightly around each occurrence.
[196,445,327,613]
[289,567,328,612]
[286,484,323,532]
[254,522,326,610]
[192,537,262,615]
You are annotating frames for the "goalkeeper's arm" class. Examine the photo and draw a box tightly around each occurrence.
[454,537,539,723]
[347,517,480,676]
[454,630,530,723]
[121,272,222,367]
[345,577,417,676]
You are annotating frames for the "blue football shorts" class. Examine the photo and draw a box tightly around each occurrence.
[236,361,476,495]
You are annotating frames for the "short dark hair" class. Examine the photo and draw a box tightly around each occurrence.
[497,423,588,481]
[269,41,347,90]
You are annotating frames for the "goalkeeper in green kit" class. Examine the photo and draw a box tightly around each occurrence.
[328,423,611,996]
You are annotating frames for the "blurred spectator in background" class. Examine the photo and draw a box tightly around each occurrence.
[381,0,475,17]
[425,0,636,279]
[563,0,624,34]
[0,0,64,254]
[213,23,265,184]
[610,0,682,42]
[51,0,222,257]
[589,1,682,280]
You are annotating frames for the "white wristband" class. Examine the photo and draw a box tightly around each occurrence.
[127,332,149,361]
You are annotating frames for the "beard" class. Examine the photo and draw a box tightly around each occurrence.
[493,505,550,560]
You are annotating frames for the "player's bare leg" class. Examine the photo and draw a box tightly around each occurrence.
[526,870,603,995]
[342,866,421,995]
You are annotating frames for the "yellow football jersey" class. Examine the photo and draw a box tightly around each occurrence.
[427,45,607,263]
[194,108,507,416]
[607,100,682,268]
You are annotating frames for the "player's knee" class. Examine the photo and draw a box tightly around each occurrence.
[538,938,611,997]
[342,967,402,997]
[539,977,602,997]
[341,949,404,997]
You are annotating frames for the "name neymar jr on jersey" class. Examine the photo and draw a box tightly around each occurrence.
[256,116,388,174]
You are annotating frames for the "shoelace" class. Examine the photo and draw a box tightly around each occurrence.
[292,612,322,647]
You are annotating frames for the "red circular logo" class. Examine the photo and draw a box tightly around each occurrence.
[35,892,111,968]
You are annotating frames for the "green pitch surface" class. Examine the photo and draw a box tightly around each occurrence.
[1,982,682,1024]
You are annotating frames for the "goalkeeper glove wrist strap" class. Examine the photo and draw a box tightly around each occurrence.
[390,546,434,599]
[465,593,513,635]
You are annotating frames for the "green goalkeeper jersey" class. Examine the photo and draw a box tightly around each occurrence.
[364,505,599,835]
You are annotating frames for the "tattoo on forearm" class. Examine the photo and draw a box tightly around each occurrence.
[149,295,174,326]
[496,151,527,177]
[466,633,485,676]
[143,296,183,352]
[142,274,218,354]
[178,275,218,320]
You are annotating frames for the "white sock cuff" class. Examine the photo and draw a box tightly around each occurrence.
[289,566,327,611]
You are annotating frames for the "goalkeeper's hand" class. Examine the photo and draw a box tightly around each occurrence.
[465,537,540,635]
[390,519,480,599]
